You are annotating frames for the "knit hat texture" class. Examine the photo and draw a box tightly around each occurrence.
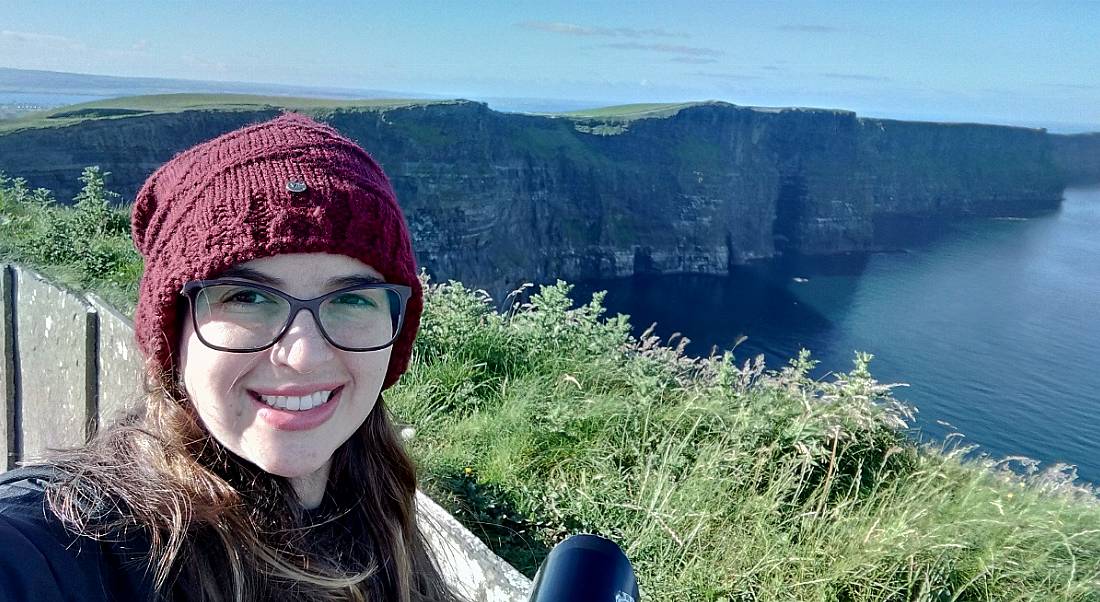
[131,113,421,390]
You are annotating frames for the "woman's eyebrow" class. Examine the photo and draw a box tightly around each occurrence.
[216,267,382,288]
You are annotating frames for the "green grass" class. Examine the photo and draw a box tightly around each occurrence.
[0,95,719,135]
[3,172,1099,600]
[395,284,1100,599]
[556,102,719,121]
[0,93,464,134]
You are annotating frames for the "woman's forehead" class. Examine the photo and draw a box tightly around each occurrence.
[228,253,384,288]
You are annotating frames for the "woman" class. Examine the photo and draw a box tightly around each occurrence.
[0,114,463,601]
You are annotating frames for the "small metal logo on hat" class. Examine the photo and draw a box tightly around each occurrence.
[286,179,308,194]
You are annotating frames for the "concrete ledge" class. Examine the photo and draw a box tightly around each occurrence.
[417,491,532,601]
[12,266,98,461]
[0,265,14,472]
[87,294,144,427]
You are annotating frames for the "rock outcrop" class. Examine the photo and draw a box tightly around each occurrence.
[0,99,1086,298]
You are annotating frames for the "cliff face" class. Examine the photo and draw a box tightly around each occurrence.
[0,101,1074,297]
[332,102,789,292]
[861,119,1065,217]
[1051,133,1100,185]
[0,110,282,200]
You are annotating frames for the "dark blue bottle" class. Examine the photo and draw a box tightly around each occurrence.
[527,534,640,602]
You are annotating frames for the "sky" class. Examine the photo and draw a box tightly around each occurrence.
[2,0,1098,131]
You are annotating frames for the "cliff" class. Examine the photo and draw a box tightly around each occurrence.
[1051,132,1100,185]
[0,96,1082,297]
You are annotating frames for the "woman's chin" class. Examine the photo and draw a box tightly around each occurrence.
[249,453,331,480]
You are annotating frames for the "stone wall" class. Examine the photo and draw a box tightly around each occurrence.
[0,263,531,600]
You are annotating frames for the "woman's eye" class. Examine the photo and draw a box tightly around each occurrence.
[223,289,272,304]
[333,293,376,307]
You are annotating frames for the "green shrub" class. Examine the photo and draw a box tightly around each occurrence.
[0,167,142,309]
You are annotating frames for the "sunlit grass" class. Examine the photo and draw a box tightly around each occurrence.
[389,278,1100,599]
[0,93,461,134]
[555,101,712,120]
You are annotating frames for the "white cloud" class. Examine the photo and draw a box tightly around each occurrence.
[603,42,722,58]
[776,24,844,34]
[517,21,688,39]
[820,72,891,82]
[181,54,229,74]
[693,71,765,81]
[1,29,85,50]
[671,57,719,65]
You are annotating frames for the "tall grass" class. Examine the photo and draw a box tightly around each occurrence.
[394,279,1100,600]
[3,172,1098,600]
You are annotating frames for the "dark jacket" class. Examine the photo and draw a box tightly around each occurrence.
[0,466,155,602]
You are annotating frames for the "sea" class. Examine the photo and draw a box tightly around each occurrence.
[572,187,1100,485]
[0,91,107,108]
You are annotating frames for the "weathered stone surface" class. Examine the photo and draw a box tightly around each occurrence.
[12,267,97,461]
[87,294,144,428]
[417,491,532,601]
[0,265,15,471]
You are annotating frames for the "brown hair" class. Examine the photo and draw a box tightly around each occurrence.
[44,367,463,602]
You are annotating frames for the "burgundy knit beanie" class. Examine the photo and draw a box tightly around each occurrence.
[131,113,421,390]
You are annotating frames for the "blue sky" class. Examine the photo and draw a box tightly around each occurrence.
[2,1,1098,130]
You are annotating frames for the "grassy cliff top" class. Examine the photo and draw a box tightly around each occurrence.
[1,95,758,134]
[2,94,723,132]
[554,101,722,121]
[0,93,466,133]
[557,101,865,121]
[2,93,1061,140]
[2,93,884,137]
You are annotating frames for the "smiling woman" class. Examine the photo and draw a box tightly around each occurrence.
[178,254,398,506]
[0,115,464,601]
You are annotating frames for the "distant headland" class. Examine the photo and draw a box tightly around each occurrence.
[1,92,1098,298]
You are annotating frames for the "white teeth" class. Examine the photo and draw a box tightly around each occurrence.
[259,390,333,411]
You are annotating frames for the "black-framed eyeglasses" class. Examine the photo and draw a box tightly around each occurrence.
[180,279,412,353]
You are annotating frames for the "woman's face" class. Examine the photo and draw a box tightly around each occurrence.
[178,252,393,479]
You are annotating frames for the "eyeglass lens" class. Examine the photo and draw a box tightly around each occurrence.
[191,284,400,350]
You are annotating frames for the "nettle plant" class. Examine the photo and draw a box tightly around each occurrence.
[0,167,142,294]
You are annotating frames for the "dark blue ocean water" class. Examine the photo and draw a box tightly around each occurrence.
[573,187,1100,485]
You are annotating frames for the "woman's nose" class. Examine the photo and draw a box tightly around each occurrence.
[271,309,336,372]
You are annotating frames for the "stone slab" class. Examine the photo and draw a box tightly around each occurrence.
[12,267,97,462]
[87,294,144,428]
[416,490,532,601]
[0,265,15,471]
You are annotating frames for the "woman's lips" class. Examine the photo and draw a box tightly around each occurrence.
[250,386,343,431]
